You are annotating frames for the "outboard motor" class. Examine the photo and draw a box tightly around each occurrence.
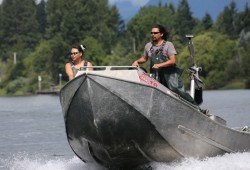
[186,35,204,105]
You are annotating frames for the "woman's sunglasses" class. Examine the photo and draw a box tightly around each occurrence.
[70,52,79,55]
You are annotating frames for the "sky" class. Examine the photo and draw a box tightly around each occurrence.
[1,0,249,21]
[109,0,149,6]
[0,0,147,6]
[0,0,146,6]
[0,0,144,5]
[109,0,250,22]
[109,0,250,7]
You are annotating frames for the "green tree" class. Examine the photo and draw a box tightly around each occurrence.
[1,0,250,94]
[1,0,40,51]
[178,31,237,89]
[214,1,238,39]
[36,0,47,35]
[201,13,213,30]
[174,0,196,43]
[102,42,138,66]
[236,4,250,33]
[24,36,69,89]
[89,1,122,54]
[81,36,105,66]
[46,0,122,54]
[46,0,66,39]
[1,0,40,62]
[237,31,250,88]
[168,2,175,14]
[127,4,176,52]
[0,4,4,60]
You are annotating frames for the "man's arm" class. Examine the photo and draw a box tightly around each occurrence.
[152,54,176,70]
[132,56,148,67]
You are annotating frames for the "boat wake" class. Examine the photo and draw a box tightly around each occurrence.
[1,152,250,170]
[0,153,103,170]
[150,152,250,170]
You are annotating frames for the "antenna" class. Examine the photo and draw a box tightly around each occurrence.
[185,34,194,39]
[186,34,195,66]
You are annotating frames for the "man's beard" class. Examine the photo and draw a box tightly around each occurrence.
[152,38,157,42]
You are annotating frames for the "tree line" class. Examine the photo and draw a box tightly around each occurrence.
[0,0,249,95]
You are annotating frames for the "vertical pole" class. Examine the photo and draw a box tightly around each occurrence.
[59,73,62,90]
[186,35,195,98]
[133,38,136,52]
[13,52,17,64]
[186,35,195,66]
[38,76,42,92]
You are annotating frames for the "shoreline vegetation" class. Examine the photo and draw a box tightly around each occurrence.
[0,0,250,95]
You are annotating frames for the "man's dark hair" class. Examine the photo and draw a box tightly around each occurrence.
[151,24,169,40]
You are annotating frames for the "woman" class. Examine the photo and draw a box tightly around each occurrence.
[65,44,93,80]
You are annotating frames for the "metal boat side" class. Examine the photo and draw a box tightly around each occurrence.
[60,67,250,168]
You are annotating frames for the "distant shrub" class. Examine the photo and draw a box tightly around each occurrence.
[245,78,250,89]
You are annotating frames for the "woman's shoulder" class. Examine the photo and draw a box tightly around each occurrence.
[65,62,71,66]
[66,62,75,69]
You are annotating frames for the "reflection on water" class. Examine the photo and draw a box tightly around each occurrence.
[0,90,250,170]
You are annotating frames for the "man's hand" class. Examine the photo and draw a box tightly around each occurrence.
[132,60,139,67]
[152,64,160,70]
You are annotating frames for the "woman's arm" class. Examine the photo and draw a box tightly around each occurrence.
[87,62,94,71]
[65,63,74,80]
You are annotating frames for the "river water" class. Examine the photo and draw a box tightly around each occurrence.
[0,90,250,170]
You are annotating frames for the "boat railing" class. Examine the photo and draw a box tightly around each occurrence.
[76,66,148,83]
[79,66,138,71]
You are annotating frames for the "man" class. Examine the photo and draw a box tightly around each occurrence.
[132,24,208,114]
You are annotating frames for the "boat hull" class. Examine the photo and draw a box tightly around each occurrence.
[60,69,250,168]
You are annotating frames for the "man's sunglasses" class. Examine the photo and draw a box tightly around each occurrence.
[151,32,160,35]
[70,52,79,55]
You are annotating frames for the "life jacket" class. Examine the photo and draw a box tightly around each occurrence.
[150,41,196,105]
